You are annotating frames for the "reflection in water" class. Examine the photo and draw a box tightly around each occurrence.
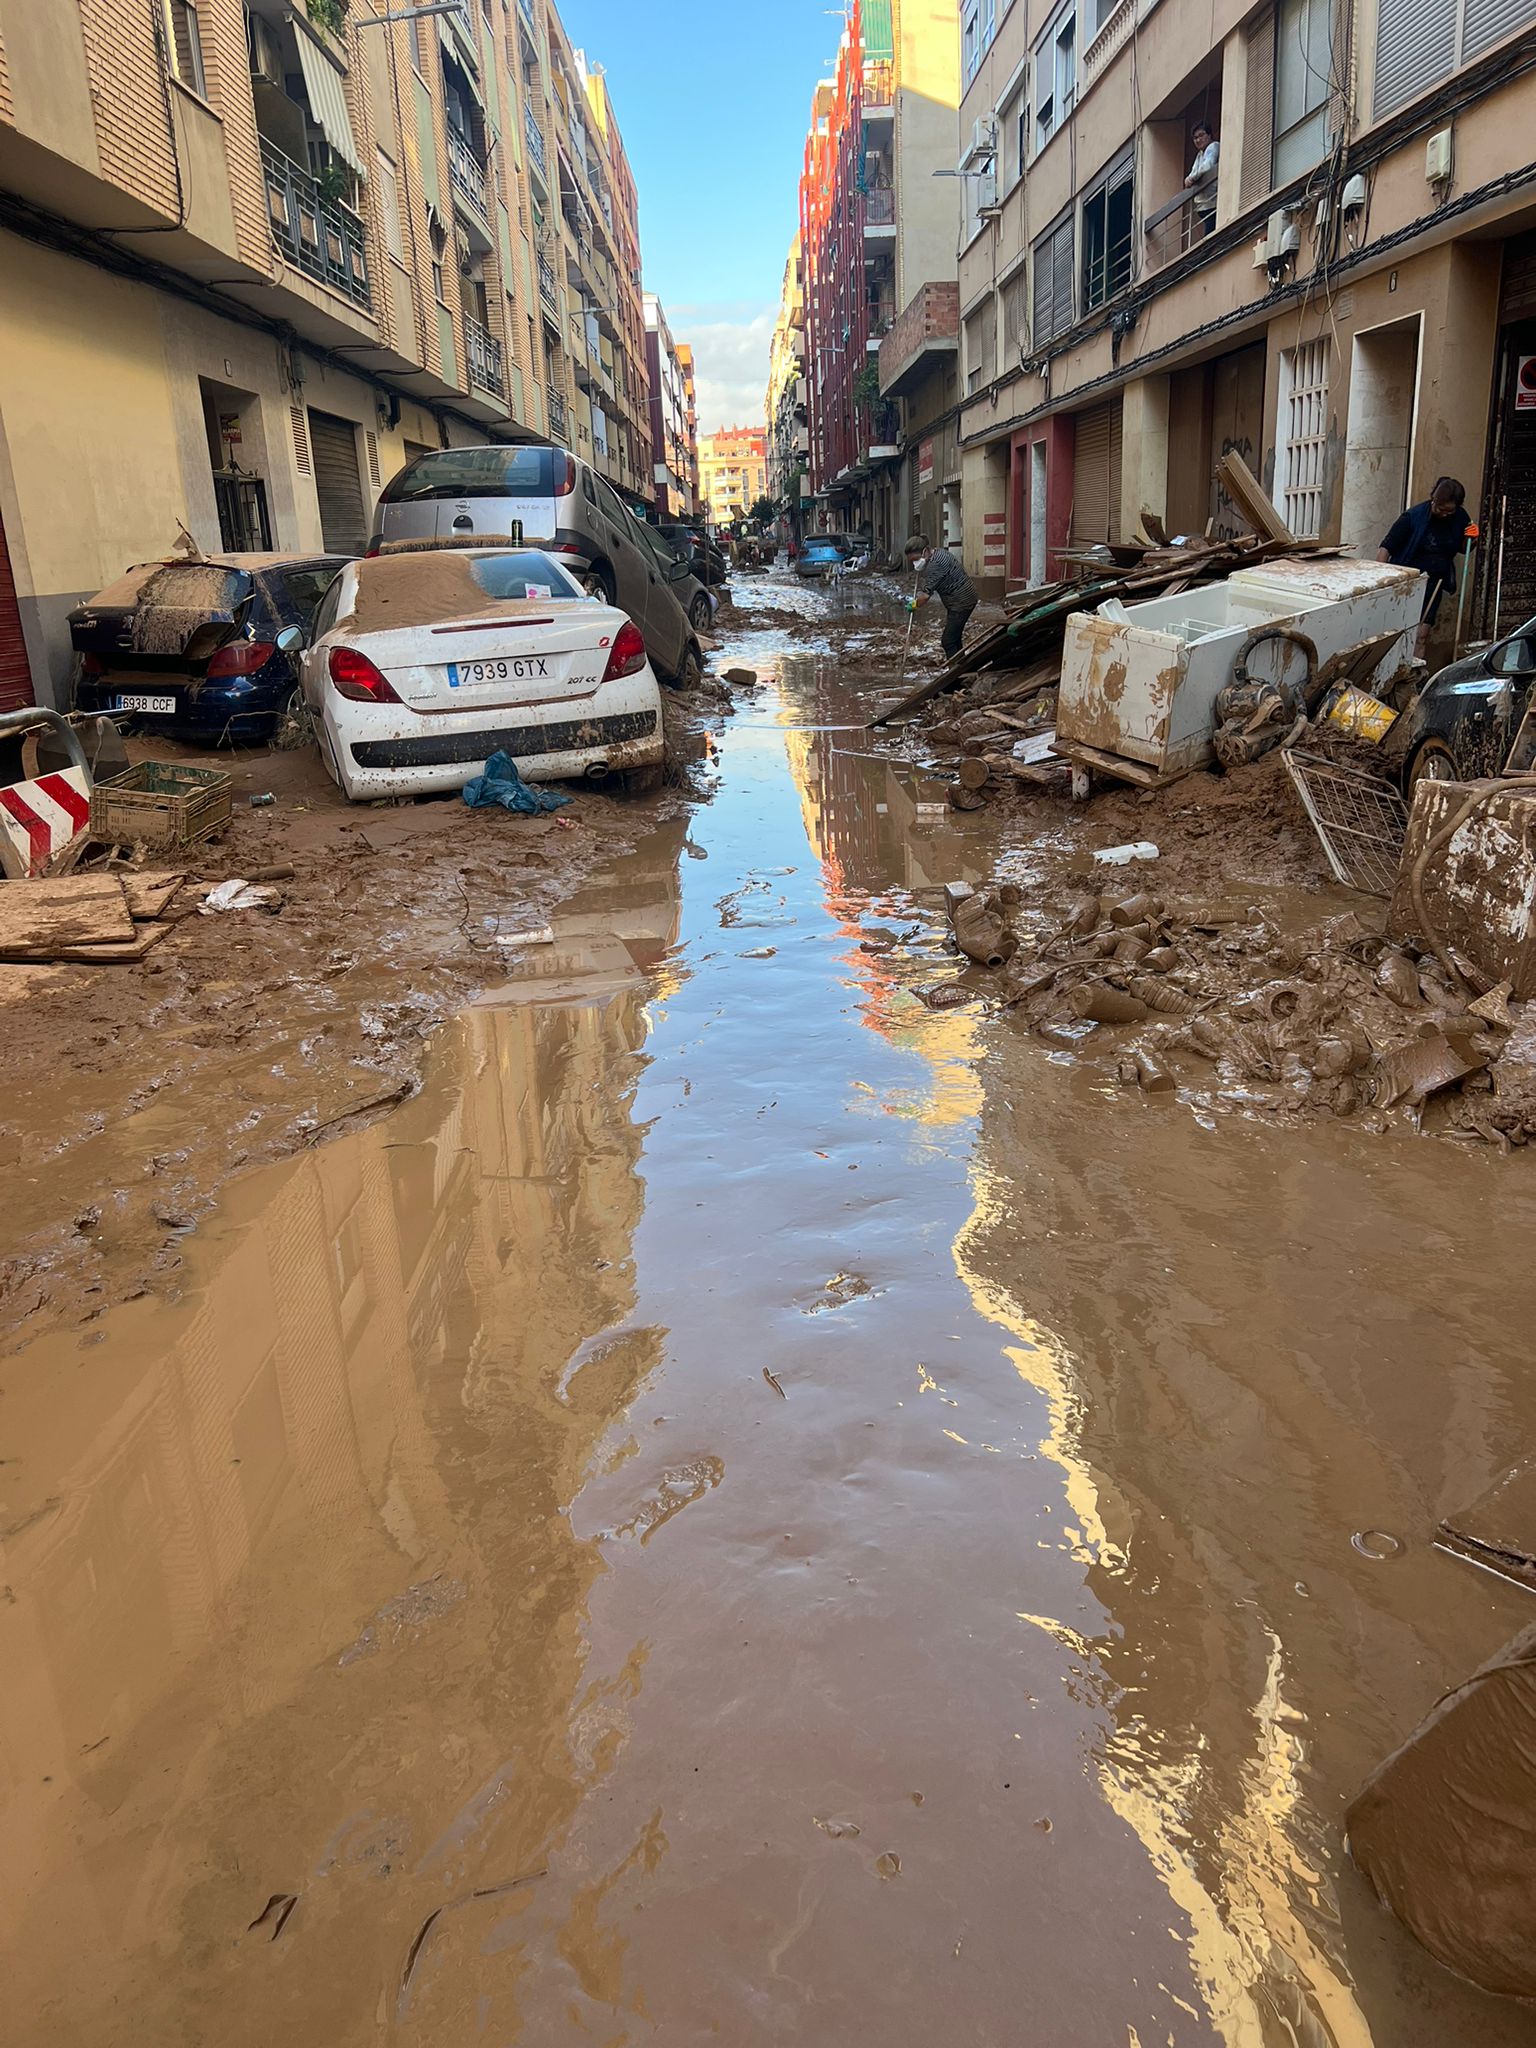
[5,586,1536,2047]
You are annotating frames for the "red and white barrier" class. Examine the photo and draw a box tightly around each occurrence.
[0,767,92,877]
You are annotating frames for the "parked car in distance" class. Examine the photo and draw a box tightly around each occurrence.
[795,536,846,579]
[1394,623,1536,790]
[373,444,703,689]
[640,525,717,630]
[69,552,346,742]
[656,523,730,587]
[293,544,665,802]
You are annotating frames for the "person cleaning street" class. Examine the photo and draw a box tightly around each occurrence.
[903,534,978,662]
[1377,476,1476,659]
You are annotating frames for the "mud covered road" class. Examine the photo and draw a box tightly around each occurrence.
[6,575,1536,2045]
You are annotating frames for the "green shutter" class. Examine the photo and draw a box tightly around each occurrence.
[863,0,895,58]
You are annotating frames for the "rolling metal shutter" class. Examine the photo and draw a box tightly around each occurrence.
[308,410,368,556]
[1373,0,1455,117]
[1464,0,1536,62]
[1240,10,1275,206]
[1032,217,1075,346]
[1070,401,1123,545]
[0,508,34,713]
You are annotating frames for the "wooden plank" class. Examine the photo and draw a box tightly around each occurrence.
[121,871,187,920]
[0,876,134,956]
[46,922,172,964]
[1051,739,1169,789]
[1139,508,1170,546]
[1214,450,1294,545]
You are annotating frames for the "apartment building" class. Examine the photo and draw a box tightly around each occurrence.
[765,238,809,533]
[0,0,651,710]
[699,426,768,530]
[955,0,1536,626]
[644,294,699,519]
[798,0,961,555]
[676,344,702,510]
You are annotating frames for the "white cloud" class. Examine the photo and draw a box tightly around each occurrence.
[672,304,777,437]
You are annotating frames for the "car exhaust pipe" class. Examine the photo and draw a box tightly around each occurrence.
[583,760,612,780]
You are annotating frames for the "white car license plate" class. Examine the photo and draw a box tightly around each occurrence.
[448,656,551,687]
[115,693,176,714]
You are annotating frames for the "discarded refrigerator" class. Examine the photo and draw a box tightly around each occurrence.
[1054,558,1422,785]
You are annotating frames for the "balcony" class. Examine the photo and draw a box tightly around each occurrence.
[517,0,535,24]
[879,280,959,397]
[547,384,568,439]
[448,126,489,219]
[537,250,558,310]
[863,187,895,236]
[525,107,548,182]
[464,313,505,398]
[862,58,894,115]
[261,142,371,309]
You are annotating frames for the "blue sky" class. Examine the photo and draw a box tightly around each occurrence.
[557,0,844,434]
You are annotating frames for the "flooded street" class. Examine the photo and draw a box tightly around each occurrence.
[7,578,1536,2046]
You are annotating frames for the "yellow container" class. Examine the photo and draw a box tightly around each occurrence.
[1326,686,1398,743]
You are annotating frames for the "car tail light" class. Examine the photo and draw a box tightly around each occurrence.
[80,653,103,676]
[554,453,577,496]
[601,621,647,681]
[206,639,276,678]
[365,532,384,557]
[329,645,400,702]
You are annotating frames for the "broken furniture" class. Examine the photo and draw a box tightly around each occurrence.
[1053,560,1421,790]
[1389,777,1536,996]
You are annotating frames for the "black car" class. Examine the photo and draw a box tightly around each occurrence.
[1394,622,1536,790]
[72,551,348,743]
[657,524,729,587]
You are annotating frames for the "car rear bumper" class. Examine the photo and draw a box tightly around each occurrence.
[75,675,287,738]
[350,707,658,770]
[330,692,664,798]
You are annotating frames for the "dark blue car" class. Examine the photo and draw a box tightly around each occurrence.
[71,551,348,744]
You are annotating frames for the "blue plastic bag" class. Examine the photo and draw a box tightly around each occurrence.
[461,750,571,814]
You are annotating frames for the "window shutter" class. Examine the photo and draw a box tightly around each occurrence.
[1033,238,1053,345]
[1071,402,1115,543]
[1240,11,1275,206]
[365,430,381,487]
[1051,219,1074,337]
[1463,0,1536,63]
[1373,0,1454,116]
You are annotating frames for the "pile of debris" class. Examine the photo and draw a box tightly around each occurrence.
[941,870,1536,1145]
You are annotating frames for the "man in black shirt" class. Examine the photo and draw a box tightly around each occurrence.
[904,535,978,660]
[1378,476,1474,658]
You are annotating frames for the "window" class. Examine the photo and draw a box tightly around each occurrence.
[1273,0,1332,184]
[1278,338,1330,538]
[1032,213,1075,345]
[1000,267,1030,357]
[432,260,446,303]
[1034,4,1077,154]
[163,0,206,97]
[1081,146,1134,310]
[1000,84,1027,189]
[964,302,997,393]
[409,15,425,69]
[376,152,403,263]
[1374,0,1536,117]
[961,0,998,84]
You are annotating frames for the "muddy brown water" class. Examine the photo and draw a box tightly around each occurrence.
[5,577,1536,2045]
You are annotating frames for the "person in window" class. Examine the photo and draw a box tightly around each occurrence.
[1186,123,1219,236]
[904,535,978,661]
[1377,477,1475,658]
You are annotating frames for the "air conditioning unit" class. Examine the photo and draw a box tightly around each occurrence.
[1264,208,1294,260]
[975,169,1000,214]
[248,12,283,87]
[959,113,998,172]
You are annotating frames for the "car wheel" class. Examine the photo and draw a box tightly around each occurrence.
[1407,738,1457,793]
[688,592,712,629]
[582,564,616,605]
[671,644,703,692]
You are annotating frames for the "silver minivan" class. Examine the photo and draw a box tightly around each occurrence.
[372,444,703,687]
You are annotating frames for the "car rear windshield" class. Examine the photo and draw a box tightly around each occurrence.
[87,561,252,613]
[350,549,582,632]
[378,446,562,503]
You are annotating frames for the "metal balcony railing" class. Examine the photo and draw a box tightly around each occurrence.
[525,107,548,179]
[448,127,489,218]
[547,384,568,438]
[864,188,895,227]
[261,142,371,308]
[537,251,558,309]
[464,313,505,398]
[517,0,535,24]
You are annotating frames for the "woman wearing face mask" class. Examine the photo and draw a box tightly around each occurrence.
[903,534,978,660]
[1378,477,1475,659]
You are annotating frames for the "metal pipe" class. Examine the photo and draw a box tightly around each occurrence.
[0,706,92,784]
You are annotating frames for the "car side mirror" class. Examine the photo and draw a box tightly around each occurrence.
[665,557,691,583]
[275,625,306,655]
[1493,637,1536,675]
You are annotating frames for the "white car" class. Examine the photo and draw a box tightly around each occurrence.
[290,545,666,801]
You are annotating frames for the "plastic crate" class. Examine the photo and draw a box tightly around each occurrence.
[90,760,233,850]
